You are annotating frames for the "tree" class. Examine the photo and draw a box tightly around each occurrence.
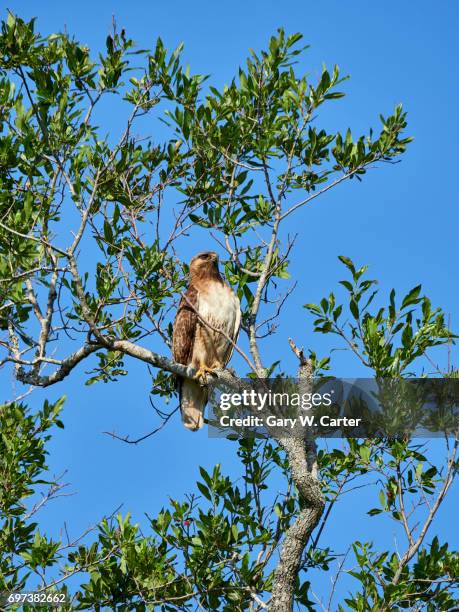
[0,12,457,611]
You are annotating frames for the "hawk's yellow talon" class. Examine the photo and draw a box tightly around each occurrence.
[195,365,214,383]
[195,363,224,383]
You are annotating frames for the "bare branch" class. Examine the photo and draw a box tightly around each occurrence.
[280,158,382,222]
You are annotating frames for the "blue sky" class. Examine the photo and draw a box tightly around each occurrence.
[5,0,459,605]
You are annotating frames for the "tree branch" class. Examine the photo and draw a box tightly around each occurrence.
[391,435,459,586]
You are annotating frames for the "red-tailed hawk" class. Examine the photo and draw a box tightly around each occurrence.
[172,251,241,431]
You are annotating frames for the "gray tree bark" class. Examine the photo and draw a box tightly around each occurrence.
[270,349,325,612]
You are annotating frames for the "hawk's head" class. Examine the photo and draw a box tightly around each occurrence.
[189,251,220,278]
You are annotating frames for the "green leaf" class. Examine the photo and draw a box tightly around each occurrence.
[401,284,422,309]
[196,481,211,500]
[367,508,383,516]
[349,298,359,320]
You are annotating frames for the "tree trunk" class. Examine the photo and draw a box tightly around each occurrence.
[270,354,325,611]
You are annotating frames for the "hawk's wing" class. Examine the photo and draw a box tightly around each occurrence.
[172,285,207,431]
[172,285,198,366]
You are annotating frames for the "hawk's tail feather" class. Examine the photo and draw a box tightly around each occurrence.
[179,379,208,431]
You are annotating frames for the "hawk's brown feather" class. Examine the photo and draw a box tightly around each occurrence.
[172,286,198,366]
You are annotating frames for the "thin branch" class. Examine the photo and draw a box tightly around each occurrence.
[104,407,179,444]
[392,435,459,585]
[0,219,68,257]
[280,159,381,222]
